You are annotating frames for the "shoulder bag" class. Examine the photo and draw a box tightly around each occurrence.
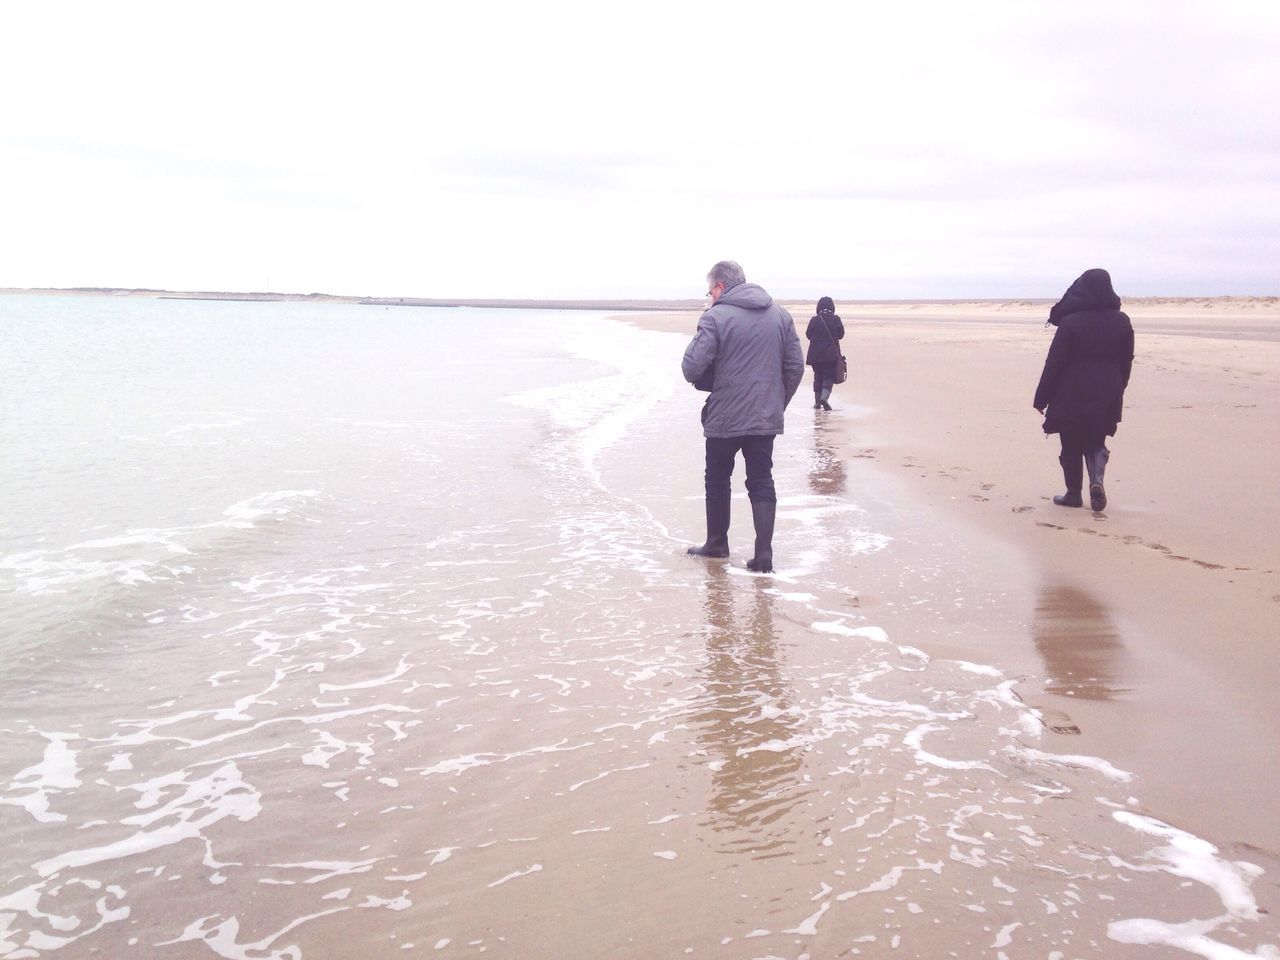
[818,314,848,384]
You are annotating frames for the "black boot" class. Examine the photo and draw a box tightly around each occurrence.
[1053,454,1083,507]
[1086,446,1109,511]
[745,498,776,573]
[687,498,730,558]
[818,386,832,412]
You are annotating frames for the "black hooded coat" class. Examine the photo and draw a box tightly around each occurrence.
[804,311,844,365]
[1033,269,1135,437]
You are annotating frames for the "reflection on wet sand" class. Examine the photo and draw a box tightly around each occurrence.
[808,420,847,496]
[693,565,807,858]
[1033,585,1126,700]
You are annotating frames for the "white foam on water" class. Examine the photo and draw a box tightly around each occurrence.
[1111,812,1262,919]
[835,860,943,902]
[785,900,830,935]
[33,762,261,877]
[954,660,1004,677]
[568,762,651,793]
[992,921,1022,948]
[811,621,889,644]
[301,732,349,769]
[1108,916,1280,960]
[7,895,130,954]
[265,860,383,884]
[0,883,78,933]
[766,590,818,602]
[506,319,677,486]
[1,489,322,594]
[0,733,80,824]
[487,864,542,888]
[409,739,590,781]
[318,655,411,692]
[1011,746,1133,782]
[160,909,348,960]
[904,723,999,773]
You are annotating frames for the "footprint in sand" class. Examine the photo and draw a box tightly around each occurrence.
[1012,506,1033,513]
[969,495,989,502]
[1036,521,1066,530]
[1192,559,1226,570]
[1037,708,1081,736]
[980,483,994,491]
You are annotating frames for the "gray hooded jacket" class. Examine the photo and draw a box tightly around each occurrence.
[681,282,804,438]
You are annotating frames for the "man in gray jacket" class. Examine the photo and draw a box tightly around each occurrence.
[682,261,804,573]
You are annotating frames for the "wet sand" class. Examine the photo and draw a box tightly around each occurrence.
[4,296,1278,957]
[626,297,1280,857]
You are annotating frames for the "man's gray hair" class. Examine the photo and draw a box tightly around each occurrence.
[707,260,746,289]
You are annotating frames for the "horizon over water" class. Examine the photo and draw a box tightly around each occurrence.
[1,295,1276,958]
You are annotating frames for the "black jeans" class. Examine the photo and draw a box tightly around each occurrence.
[705,435,776,503]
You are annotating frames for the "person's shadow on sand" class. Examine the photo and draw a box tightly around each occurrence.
[693,565,807,858]
[1031,585,1128,734]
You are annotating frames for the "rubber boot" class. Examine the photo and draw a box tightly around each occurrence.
[818,386,832,412]
[1086,446,1109,511]
[745,498,776,573]
[687,498,730,558]
[1053,454,1083,507]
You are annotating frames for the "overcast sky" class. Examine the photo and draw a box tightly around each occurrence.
[3,1,1277,299]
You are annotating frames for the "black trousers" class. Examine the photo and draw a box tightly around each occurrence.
[705,435,776,503]
[1059,426,1107,461]
[811,361,837,396]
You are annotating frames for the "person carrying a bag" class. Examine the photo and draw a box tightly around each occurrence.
[805,296,846,411]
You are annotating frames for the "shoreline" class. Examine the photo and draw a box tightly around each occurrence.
[621,303,1280,855]
[3,286,1278,317]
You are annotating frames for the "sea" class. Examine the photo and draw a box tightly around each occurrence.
[0,294,1275,959]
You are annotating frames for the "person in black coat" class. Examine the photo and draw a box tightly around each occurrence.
[805,296,845,411]
[1033,269,1135,511]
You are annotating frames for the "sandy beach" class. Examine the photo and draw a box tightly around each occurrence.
[628,296,1280,857]
[4,293,1279,958]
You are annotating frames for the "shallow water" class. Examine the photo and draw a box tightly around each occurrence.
[1,296,1276,958]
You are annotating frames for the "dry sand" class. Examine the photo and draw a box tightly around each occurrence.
[625,297,1280,856]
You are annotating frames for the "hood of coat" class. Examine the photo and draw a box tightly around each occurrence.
[1048,268,1122,325]
[716,281,774,311]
